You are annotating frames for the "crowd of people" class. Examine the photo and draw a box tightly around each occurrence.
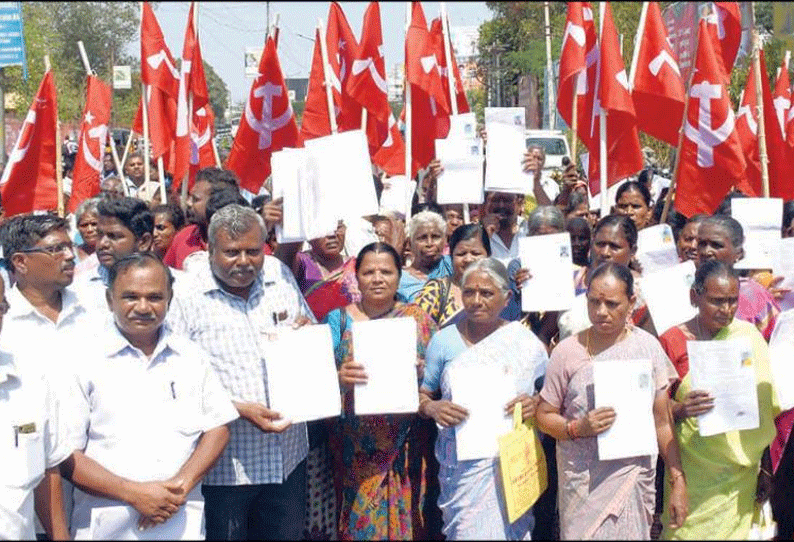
[2,139,794,542]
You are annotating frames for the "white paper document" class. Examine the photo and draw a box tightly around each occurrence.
[518,233,575,312]
[688,337,759,437]
[484,107,532,195]
[271,148,309,243]
[447,112,478,139]
[89,500,204,540]
[379,175,414,218]
[593,359,657,461]
[353,317,419,415]
[435,137,484,204]
[732,197,782,270]
[304,129,380,223]
[636,224,680,274]
[450,363,515,461]
[771,237,794,290]
[769,310,794,410]
[264,324,342,424]
[484,107,526,128]
[641,260,698,335]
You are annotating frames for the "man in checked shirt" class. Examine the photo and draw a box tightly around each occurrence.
[168,204,315,540]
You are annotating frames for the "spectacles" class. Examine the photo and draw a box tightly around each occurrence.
[17,242,75,258]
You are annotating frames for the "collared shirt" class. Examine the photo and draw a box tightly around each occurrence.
[489,221,528,267]
[168,256,316,485]
[66,323,238,537]
[0,352,70,540]
[71,264,110,315]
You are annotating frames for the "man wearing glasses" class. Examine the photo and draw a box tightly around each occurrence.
[1,213,99,538]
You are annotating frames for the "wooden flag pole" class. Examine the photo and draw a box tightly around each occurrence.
[317,18,338,134]
[598,2,608,218]
[45,55,64,217]
[404,1,413,219]
[141,82,152,199]
[751,2,770,197]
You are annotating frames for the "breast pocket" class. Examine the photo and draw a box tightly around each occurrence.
[162,379,205,437]
[3,424,45,487]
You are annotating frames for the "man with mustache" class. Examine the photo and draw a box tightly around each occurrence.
[1,214,99,538]
[484,191,528,266]
[168,204,315,540]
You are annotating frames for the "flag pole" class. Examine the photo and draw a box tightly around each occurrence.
[598,2,608,218]
[628,2,649,92]
[751,3,769,198]
[571,88,578,164]
[118,131,133,197]
[182,1,196,203]
[317,18,338,134]
[141,82,152,200]
[405,1,413,219]
[440,2,468,222]
[544,1,556,128]
[660,22,701,225]
[45,55,64,217]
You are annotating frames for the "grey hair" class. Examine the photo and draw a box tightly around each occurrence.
[75,197,101,220]
[527,205,565,236]
[461,257,510,293]
[406,210,446,240]
[207,204,266,251]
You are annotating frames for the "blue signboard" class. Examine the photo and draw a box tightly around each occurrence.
[0,2,26,79]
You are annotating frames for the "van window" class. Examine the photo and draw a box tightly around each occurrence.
[526,138,567,155]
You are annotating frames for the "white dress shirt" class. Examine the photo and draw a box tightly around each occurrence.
[66,323,238,539]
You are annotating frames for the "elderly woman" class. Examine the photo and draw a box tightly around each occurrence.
[615,181,653,231]
[419,258,548,539]
[151,202,185,260]
[398,210,453,301]
[536,262,688,539]
[658,260,778,539]
[324,242,437,540]
[415,224,491,328]
[294,222,360,321]
[74,197,101,275]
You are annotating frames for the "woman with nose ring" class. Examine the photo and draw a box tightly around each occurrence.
[658,260,779,540]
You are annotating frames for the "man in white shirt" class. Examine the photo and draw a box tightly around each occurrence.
[62,253,237,539]
[485,191,528,265]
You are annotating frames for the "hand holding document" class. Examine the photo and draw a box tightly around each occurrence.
[353,317,419,415]
[769,310,794,410]
[732,197,783,270]
[593,359,657,460]
[641,260,697,335]
[435,137,484,204]
[688,337,759,437]
[518,233,575,312]
[264,324,341,424]
[450,363,515,461]
[484,107,533,194]
[89,500,204,540]
[637,224,680,274]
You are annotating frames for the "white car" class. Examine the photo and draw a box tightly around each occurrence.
[525,130,572,201]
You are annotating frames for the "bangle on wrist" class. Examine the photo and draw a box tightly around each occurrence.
[566,419,578,440]
[669,471,685,486]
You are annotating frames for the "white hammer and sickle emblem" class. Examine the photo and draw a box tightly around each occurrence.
[684,80,734,167]
[244,81,293,150]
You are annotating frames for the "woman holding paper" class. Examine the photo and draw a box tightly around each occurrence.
[398,211,453,302]
[323,242,437,540]
[658,260,778,540]
[535,262,688,539]
[419,258,549,540]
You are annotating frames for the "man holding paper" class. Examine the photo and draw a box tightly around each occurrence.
[62,253,238,539]
[536,262,687,539]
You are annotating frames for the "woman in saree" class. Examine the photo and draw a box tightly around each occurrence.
[294,222,360,321]
[73,197,101,276]
[323,242,437,540]
[398,210,453,302]
[535,262,688,539]
[419,257,548,539]
[658,260,778,540]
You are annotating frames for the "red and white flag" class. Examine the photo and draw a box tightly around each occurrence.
[226,37,301,193]
[326,2,362,132]
[300,28,334,141]
[675,19,745,217]
[173,1,210,190]
[69,75,112,213]
[132,84,177,163]
[188,105,216,187]
[557,2,598,152]
[759,50,794,200]
[0,70,59,216]
[704,1,742,81]
[430,17,470,117]
[630,1,685,146]
[735,62,761,197]
[772,58,791,139]
[587,2,643,194]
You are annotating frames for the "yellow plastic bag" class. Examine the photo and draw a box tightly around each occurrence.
[498,403,548,523]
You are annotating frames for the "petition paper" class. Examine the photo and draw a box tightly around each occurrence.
[518,233,575,312]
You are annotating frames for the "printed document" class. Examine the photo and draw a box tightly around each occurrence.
[732,198,782,270]
[770,310,794,410]
[642,260,697,335]
[636,224,680,274]
[89,500,204,540]
[518,233,575,312]
[435,137,484,204]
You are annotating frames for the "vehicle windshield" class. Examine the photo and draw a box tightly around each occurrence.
[526,137,567,155]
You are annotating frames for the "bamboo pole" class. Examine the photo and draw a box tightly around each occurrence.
[598,3,608,218]
[141,82,152,199]
[317,18,338,134]
[45,55,64,217]
[751,2,770,197]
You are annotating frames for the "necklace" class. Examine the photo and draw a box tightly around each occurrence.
[586,326,628,358]
[358,302,394,320]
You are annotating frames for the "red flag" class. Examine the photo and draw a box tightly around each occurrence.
[630,2,686,146]
[0,71,58,216]
[188,105,216,189]
[140,2,179,98]
[674,20,746,217]
[587,2,643,194]
[735,63,761,196]
[430,17,470,116]
[226,37,301,193]
[69,75,112,213]
[759,50,794,200]
[557,2,598,153]
[704,2,742,80]
[772,59,791,140]
[326,2,362,132]
[174,1,210,190]
[300,28,334,141]
[132,84,177,162]
[406,3,448,115]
